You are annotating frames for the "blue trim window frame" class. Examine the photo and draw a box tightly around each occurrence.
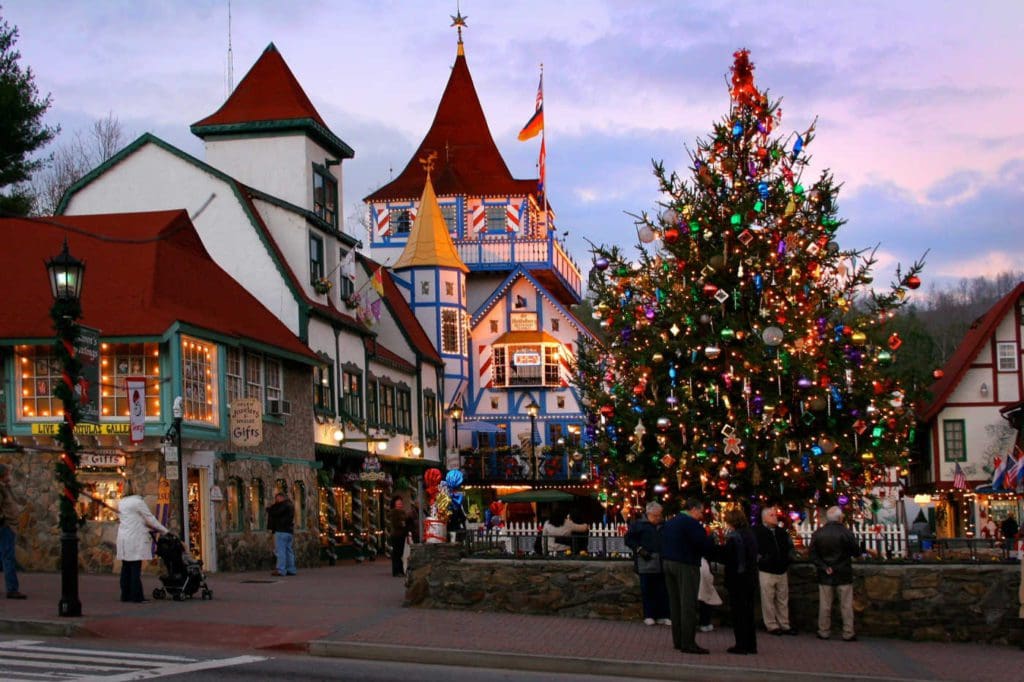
[341,363,362,420]
[440,203,458,234]
[441,309,459,354]
[397,384,412,434]
[390,208,412,235]
[942,419,966,462]
[309,233,325,285]
[313,354,335,415]
[485,205,505,233]
[366,374,379,427]
[312,164,338,227]
[423,391,438,443]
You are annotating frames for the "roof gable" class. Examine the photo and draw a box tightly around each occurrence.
[364,48,536,202]
[919,282,1024,421]
[0,211,316,362]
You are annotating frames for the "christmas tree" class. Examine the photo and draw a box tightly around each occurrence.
[577,50,925,512]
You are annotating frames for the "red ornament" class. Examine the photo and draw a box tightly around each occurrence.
[599,405,615,418]
[906,275,921,290]
[887,333,903,351]
[703,283,719,296]
[932,369,944,379]
[736,460,748,471]
[664,227,680,244]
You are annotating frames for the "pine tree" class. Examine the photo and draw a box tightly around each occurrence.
[0,13,57,216]
[578,51,925,513]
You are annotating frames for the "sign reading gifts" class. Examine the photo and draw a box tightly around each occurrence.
[230,397,263,447]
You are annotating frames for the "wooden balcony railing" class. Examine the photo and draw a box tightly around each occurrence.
[458,448,589,484]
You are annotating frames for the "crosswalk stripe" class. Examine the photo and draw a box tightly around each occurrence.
[0,650,171,667]
[0,657,128,672]
[0,641,191,662]
[83,655,267,681]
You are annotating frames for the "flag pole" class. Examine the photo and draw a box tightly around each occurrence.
[540,63,548,236]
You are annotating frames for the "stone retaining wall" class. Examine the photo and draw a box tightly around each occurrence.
[406,544,1024,645]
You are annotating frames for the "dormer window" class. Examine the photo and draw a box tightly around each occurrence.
[440,204,458,233]
[486,205,505,233]
[312,166,338,227]
[391,209,412,234]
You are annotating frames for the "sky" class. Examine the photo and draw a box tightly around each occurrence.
[5,0,1023,292]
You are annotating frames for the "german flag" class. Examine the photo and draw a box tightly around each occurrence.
[518,73,544,141]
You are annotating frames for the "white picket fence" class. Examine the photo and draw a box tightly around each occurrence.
[794,519,907,559]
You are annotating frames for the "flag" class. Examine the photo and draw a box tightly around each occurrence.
[952,462,966,490]
[125,377,147,444]
[1005,451,1023,490]
[989,455,1007,491]
[371,267,385,296]
[370,298,382,322]
[517,73,544,141]
[341,249,356,281]
[538,136,546,197]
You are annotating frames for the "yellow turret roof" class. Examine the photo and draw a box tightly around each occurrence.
[392,172,469,273]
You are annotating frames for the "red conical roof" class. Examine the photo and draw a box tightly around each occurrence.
[365,50,537,202]
[192,43,328,129]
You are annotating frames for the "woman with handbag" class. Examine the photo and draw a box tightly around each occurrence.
[625,501,671,626]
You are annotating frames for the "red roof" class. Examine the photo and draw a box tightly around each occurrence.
[357,254,443,366]
[0,210,316,361]
[919,282,1024,421]
[365,50,537,202]
[192,43,327,130]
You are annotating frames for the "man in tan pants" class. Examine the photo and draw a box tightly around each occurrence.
[753,505,796,635]
[810,506,860,641]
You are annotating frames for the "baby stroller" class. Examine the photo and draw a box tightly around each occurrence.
[152,533,213,601]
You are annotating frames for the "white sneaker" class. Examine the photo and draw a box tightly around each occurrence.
[643,618,656,626]
[699,624,714,632]
[657,618,672,626]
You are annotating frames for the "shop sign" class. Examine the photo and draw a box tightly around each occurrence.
[512,350,541,366]
[230,397,263,447]
[31,422,130,436]
[76,325,101,423]
[210,485,223,502]
[165,465,179,481]
[510,312,537,332]
[163,445,178,463]
[80,453,125,468]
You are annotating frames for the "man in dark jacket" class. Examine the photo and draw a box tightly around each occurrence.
[662,498,714,654]
[753,505,796,635]
[266,492,296,577]
[810,506,860,641]
[624,501,669,626]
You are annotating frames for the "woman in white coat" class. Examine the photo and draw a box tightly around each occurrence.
[116,480,168,602]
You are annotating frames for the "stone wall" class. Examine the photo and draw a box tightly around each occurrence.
[406,545,1024,646]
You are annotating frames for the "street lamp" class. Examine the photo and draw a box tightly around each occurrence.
[448,405,463,451]
[526,401,539,480]
[46,239,86,618]
[173,397,185,546]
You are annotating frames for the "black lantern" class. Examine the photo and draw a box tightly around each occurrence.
[46,239,86,302]
[448,405,463,450]
[526,401,540,480]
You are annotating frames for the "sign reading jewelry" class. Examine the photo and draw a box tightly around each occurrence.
[230,397,263,447]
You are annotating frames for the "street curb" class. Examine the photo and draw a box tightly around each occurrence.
[307,640,933,682]
[0,618,88,638]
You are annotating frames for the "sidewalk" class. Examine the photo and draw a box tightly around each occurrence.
[2,562,1020,681]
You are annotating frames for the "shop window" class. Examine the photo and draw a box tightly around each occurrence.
[100,342,161,419]
[181,336,219,426]
[248,478,266,530]
[226,478,245,532]
[292,481,306,529]
[548,422,565,444]
[15,345,61,419]
[942,420,966,462]
[275,478,287,495]
[78,473,122,523]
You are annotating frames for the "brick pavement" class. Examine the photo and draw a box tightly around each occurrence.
[1,562,1020,681]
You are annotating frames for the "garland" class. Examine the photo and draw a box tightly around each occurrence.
[50,296,85,531]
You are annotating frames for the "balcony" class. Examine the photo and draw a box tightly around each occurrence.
[458,446,589,485]
[454,233,583,304]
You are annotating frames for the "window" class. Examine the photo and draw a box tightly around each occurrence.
[423,392,437,441]
[441,309,459,353]
[943,420,966,462]
[313,167,338,226]
[997,342,1018,372]
[490,344,565,388]
[314,360,334,414]
[490,319,498,333]
[292,481,306,529]
[486,205,505,233]
[548,422,564,444]
[421,281,430,296]
[15,346,61,419]
[445,281,454,296]
[337,248,355,300]
[551,319,560,332]
[380,382,396,427]
[274,478,288,496]
[225,478,245,532]
[309,234,325,284]
[391,209,411,234]
[341,365,362,419]
[245,352,283,407]
[366,376,379,426]
[397,386,412,434]
[181,336,218,425]
[248,478,266,530]
[544,346,560,384]
[492,346,507,386]
[440,204,457,232]
[100,342,161,419]
[226,348,243,408]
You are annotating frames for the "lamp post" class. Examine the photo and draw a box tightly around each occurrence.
[172,396,185,547]
[448,405,463,451]
[46,239,86,618]
[526,401,539,481]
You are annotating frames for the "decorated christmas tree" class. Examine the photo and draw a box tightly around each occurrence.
[577,50,925,512]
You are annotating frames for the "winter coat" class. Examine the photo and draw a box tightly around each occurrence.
[116,495,168,562]
[711,527,759,588]
[753,523,794,574]
[624,517,664,573]
[809,521,860,585]
[267,498,295,534]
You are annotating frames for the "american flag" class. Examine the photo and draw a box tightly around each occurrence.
[952,462,967,490]
[1007,446,1024,490]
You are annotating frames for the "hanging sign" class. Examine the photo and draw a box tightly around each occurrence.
[75,325,101,423]
[80,452,126,468]
[32,423,129,436]
[510,312,538,332]
[125,376,147,443]
[230,397,263,447]
[513,350,541,366]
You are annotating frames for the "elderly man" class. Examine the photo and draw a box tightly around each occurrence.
[0,463,27,599]
[625,501,670,626]
[754,505,796,635]
[662,498,713,654]
[810,506,860,641]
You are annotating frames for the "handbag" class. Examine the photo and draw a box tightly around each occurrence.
[636,551,662,574]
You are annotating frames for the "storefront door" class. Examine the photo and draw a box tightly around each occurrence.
[185,463,216,570]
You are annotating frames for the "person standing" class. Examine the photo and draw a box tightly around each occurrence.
[0,463,27,599]
[753,505,796,635]
[388,496,410,577]
[1000,514,1019,558]
[697,558,722,632]
[625,501,670,626]
[711,508,759,655]
[810,505,860,641]
[116,480,168,603]
[661,497,713,654]
[267,492,296,577]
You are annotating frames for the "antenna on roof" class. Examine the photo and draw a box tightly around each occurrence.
[226,0,235,98]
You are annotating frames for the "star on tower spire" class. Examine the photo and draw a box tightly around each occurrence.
[450,5,468,56]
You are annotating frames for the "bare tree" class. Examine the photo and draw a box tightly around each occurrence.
[31,112,126,215]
